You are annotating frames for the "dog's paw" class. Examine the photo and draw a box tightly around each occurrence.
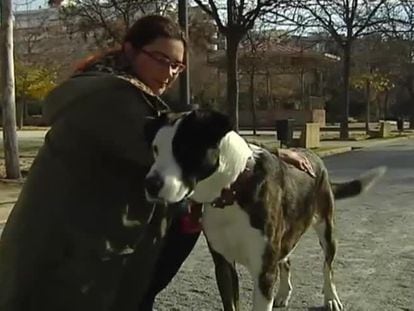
[273,297,289,308]
[273,289,292,308]
[324,282,343,311]
[325,297,343,311]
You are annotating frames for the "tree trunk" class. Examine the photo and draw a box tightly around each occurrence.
[16,100,24,130]
[24,100,29,120]
[365,79,370,134]
[300,69,306,110]
[319,70,324,97]
[266,70,271,108]
[340,44,351,139]
[226,35,240,132]
[406,84,414,129]
[216,69,221,100]
[249,69,257,135]
[0,0,21,179]
[383,90,389,120]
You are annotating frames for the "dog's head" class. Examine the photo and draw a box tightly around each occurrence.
[144,109,233,203]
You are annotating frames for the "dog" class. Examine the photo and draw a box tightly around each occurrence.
[143,109,386,311]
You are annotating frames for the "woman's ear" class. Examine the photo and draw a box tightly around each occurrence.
[123,42,136,61]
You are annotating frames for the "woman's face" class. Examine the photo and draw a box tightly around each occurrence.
[130,38,185,96]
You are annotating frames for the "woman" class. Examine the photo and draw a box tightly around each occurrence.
[0,15,314,311]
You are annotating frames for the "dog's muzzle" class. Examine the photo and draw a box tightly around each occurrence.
[145,173,164,198]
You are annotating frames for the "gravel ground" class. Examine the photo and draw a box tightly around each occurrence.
[154,140,414,311]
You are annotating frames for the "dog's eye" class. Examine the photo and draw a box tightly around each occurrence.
[153,145,159,156]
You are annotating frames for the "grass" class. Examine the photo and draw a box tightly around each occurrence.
[0,138,44,178]
[0,126,49,131]
[311,146,344,152]
[321,135,369,142]
[367,133,411,140]
[18,126,50,131]
[0,139,43,159]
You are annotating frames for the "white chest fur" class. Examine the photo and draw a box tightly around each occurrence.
[202,204,267,275]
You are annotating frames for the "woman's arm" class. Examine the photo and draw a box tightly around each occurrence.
[277,148,316,177]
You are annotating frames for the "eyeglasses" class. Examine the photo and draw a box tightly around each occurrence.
[140,49,186,73]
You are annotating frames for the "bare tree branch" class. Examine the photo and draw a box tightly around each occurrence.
[353,0,387,38]
[193,0,285,130]
[58,0,174,48]
[193,0,226,33]
[237,0,246,25]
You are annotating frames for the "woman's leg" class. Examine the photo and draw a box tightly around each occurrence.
[138,215,200,310]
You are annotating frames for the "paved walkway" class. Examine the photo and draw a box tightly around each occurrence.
[243,130,414,154]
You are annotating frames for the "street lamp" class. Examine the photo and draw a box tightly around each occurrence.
[178,0,191,109]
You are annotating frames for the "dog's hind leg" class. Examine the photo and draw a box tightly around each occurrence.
[313,188,344,311]
[208,245,240,311]
[274,258,292,307]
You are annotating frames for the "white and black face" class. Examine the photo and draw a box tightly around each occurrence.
[144,110,233,204]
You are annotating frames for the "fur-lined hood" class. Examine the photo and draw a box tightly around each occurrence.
[75,50,158,97]
[42,50,170,124]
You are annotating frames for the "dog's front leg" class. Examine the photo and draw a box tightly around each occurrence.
[208,244,240,311]
[252,268,277,311]
[274,258,293,307]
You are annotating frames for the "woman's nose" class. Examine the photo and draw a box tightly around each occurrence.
[168,65,177,78]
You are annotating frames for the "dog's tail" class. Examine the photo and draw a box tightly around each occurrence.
[331,166,387,200]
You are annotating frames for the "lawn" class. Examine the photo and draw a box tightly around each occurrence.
[0,137,44,178]
[1,140,43,157]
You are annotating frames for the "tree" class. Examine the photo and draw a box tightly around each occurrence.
[193,0,279,131]
[14,61,57,129]
[13,3,57,128]
[275,0,389,139]
[57,0,176,48]
[0,0,21,179]
[243,28,274,135]
[188,7,217,52]
[184,7,216,109]
[383,0,414,128]
[15,0,50,55]
[351,69,394,132]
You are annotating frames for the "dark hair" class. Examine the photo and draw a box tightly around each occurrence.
[75,15,186,72]
[124,15,186,50]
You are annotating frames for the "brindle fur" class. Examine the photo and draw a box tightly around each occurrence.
[211,147,370,310]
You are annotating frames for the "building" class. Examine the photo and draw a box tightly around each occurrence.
[14,7,97,80]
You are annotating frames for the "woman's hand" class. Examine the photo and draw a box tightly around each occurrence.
[277,149,316,177]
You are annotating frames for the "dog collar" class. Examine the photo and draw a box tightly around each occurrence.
[208,156,256,209]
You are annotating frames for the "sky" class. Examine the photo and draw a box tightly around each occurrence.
[15,0,198,12]
[14,0,48,11]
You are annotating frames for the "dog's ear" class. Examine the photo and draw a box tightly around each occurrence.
[144,112,186,146]
[144,113,167,146]
[191,109,234,145]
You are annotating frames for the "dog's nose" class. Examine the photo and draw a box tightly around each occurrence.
[145,174,164,197]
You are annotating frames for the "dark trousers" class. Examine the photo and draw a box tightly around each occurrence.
[138,216,200,310]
